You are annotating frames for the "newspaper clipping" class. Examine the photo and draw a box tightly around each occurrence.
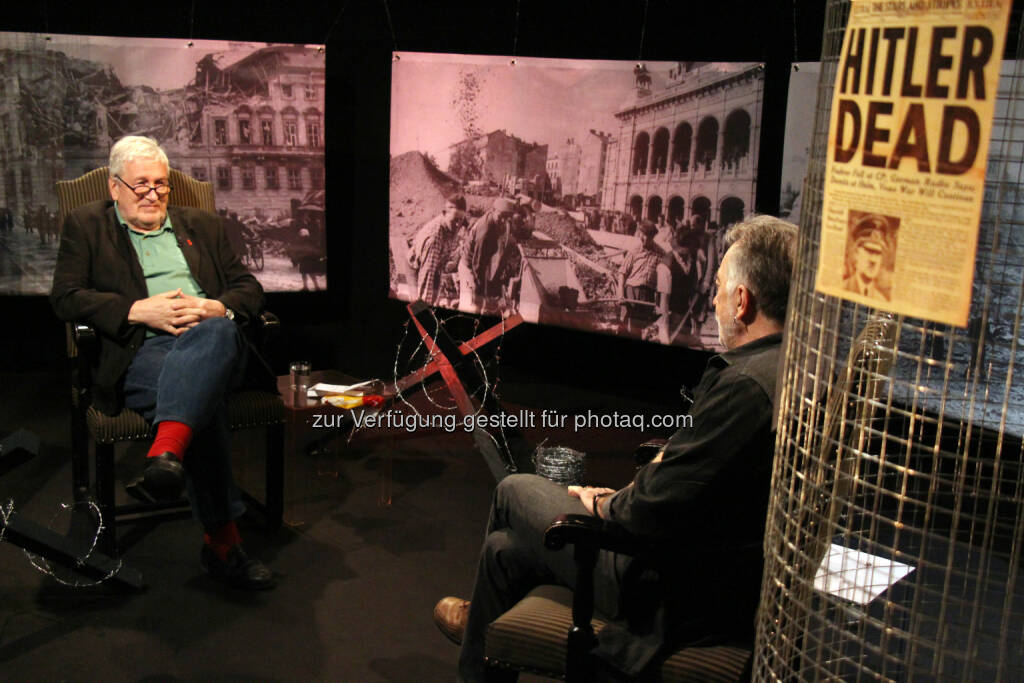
[816,0,1012,326]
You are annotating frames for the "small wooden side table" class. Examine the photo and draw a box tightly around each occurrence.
[276,370,397,521]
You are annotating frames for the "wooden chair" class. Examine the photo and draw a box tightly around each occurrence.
[55,166,217,218]
[483,434,754,682]
[55,166,285,557]
[483,316,900,682]
[484,513,753,682]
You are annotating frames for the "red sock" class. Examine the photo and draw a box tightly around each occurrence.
[147,420,193,461]
[204,520,242,562]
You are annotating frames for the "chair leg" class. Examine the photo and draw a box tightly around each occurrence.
[264,423,284,531]
[567,543,599,683]
[94,442,118,557]
[70,415,90,503]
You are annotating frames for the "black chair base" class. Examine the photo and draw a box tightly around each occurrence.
[77,403,284,558]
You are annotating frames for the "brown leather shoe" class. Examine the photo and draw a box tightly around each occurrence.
[433,596,470,645]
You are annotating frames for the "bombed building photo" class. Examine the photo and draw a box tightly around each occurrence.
[389,54,764,350]
[0,32,326,293]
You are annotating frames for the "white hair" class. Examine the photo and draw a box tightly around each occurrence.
[109,136,169,178]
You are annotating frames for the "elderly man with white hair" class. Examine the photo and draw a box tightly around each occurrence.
[51,135,275,590]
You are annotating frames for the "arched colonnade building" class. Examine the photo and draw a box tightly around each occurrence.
[600,62,764,231]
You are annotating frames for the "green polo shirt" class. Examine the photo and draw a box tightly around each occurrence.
[115,203,206,300]
[116,204,207,337]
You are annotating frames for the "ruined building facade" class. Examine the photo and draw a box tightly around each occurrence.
[0,33,114,222]
[601,62,763,228]
[0,36,324,226]
[170,45,326,221]
[549,130,611,205]
[448,129,548,187]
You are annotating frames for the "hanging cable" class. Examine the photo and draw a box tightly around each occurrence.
[323,1,351,47]
[792,0,800,69]
[637,0,650,61]
[512,0,521,59]
[382,0,399,53]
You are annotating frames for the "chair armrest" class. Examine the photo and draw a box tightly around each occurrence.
[68,323,99,404]
[245,310,283,386]
[68,309,282,408]
[248,309,281,349]
[543,514,657,681]
[634,439,667,466]
[65,323,98,443]
[258,310,280,333]
[71,322,98,357]
[544,514,651,557]
[72,310,279,367]
[73,310,278,346]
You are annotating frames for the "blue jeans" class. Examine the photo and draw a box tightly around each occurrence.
[458,474,628,682]
[123,317,247,527]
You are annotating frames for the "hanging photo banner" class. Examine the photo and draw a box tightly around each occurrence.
[389,53,766,350]
[0,31,326,295]
[815,0,1011,326]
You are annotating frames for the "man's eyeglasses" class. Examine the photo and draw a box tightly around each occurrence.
[115,174,172,199]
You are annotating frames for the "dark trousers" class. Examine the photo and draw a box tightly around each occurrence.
[123,317,247,527]
[458,474,628,682]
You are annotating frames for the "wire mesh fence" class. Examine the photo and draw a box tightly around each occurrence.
[753,1,1024,680]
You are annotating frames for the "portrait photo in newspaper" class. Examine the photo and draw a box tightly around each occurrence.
[815,0,1012,326]
[842,210,899,302]
[0,31,326,295]
[389,52,766,351]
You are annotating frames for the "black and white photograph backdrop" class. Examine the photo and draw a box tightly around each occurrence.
[0,31,326,294]
[389,52,765,350]
[780,62,820,228]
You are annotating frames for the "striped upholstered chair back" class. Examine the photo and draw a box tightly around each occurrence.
[55,166,215,223]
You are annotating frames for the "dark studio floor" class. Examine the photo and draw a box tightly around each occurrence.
[0,368,676,682]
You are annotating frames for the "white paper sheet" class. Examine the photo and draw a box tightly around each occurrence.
[813,543,915,605]
[307,380,372,398]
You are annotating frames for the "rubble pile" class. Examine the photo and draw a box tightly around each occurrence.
[9,48,136,148]
[529,211,616,312]
[389,151,462,237]
[7,46,186,150]
[177,50,287,144]
[193,52,275,98]
[533,212,598,253]
[9,44,314,154]
[575,263,617,305]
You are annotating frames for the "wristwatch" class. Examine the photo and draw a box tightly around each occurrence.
[224,307,235,321]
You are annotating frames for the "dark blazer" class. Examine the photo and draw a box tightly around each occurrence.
[50,199,264,414]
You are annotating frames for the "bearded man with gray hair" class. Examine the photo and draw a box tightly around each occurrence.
[434,214,797,681]
[51,135,275,590]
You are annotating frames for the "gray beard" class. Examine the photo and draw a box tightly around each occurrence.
[717,312,739,349]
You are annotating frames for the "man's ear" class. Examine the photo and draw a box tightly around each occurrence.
[734,284,756,324]
[108,177,119,202]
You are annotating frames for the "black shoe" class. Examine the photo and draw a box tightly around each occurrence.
[124,452,185,503]
[201,544,276,591]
